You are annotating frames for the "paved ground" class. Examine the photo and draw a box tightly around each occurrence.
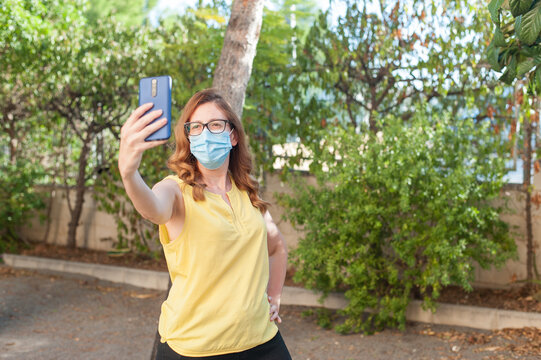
[1,265,539,360]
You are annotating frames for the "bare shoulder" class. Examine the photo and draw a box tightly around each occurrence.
[152,177,182,196]
[149,178,184,225]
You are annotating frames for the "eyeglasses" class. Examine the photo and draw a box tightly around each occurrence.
[184,119,233,136]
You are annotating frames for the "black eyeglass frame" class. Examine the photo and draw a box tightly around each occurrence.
[184,119,234,136]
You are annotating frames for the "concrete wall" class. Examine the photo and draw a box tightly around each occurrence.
[260,172,315,250]
[474,174,541,288]
[21,186,117,252]
[19,172,541,288]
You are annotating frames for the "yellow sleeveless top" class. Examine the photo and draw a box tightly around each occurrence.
[158,175,278,357]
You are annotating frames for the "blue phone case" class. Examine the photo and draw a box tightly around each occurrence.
[139,75,172,141]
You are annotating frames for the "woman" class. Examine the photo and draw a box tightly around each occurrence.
[118,88,291,359]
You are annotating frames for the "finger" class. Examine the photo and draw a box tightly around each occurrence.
[126,103,154,127]
[138,118,168,139]
[134,110,164,132]
[270,311,282,323]
[121,104,155,139]
[140,139,169,151]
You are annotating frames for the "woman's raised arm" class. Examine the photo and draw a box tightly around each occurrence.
[118,103,177,225]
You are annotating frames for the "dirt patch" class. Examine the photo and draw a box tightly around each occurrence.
[416,324,541,359]
[437,285,541,313]
[13,242,541,314]
[19,242,168,272]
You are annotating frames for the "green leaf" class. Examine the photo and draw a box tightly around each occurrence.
[494,27,507,46]
[487,41,503,71]
[510,0,535,17]
[500,54,518,83]
[489,0,506,25]
[535,65,541,92]
[515,15,523,37]
[519,2,541,45]
[517,58,535,77]
[522,44,541,56]
[517,55,541,76]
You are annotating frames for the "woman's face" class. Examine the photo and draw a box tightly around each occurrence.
[189,102,237,146]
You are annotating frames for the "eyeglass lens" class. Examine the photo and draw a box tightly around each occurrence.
[186,120,228,136]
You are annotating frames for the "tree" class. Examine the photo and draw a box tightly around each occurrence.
[0,0,83,163]
[212,0,265,118]
[266,0,508,173]
[84,0,158,27]
[43,17,154,248]
[0,0,84,251]
[234,0,514,179]
[488,0,541,290]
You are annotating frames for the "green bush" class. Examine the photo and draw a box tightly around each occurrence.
[0,158,47,253]
[278,110,517,333]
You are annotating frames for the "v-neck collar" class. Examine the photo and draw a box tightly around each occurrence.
[203,176,237,210]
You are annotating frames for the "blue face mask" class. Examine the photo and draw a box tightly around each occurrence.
[189,129,233,170]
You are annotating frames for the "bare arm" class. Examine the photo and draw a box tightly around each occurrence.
[265,211,288,323]
[121,172,178,224]
[118,103,178,224]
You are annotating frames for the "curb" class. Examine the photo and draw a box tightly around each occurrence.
[405,299,541,331]
[3,254,541,331]
[1,253,169,291]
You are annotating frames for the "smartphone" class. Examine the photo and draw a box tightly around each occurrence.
[138,75,172,141]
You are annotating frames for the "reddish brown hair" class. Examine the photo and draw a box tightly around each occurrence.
[167,88,269,213]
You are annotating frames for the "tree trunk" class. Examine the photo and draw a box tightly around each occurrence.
[524,107,534,291]
[66,137,92,248]
[368,110,378,133]
[3,112,18,164]
[212,0,265,119]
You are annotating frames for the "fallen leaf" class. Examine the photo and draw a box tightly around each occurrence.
[130,293,156,299]
[478,346,500,352]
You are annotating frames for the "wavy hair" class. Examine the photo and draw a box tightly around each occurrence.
[167,88,269,213]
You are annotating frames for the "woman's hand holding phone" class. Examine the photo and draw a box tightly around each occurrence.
[118,103,168,179]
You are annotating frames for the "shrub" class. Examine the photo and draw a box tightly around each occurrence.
[0,158,47,253]
[278,110,517,333]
